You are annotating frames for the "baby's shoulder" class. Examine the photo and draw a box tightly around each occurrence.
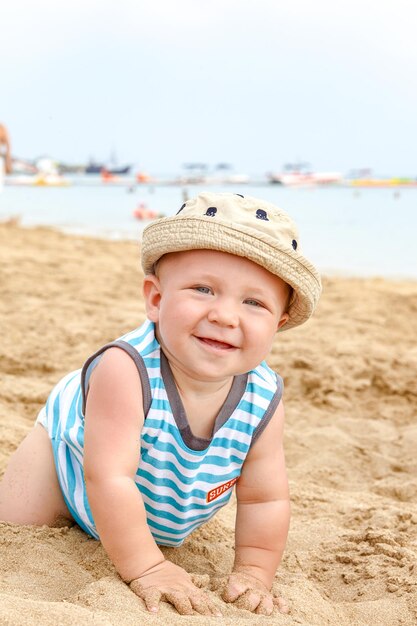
[249,360,282,391]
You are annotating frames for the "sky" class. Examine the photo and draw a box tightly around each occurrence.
[1,0,416,176]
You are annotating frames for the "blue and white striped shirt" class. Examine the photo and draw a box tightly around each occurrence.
[37,319,283,546]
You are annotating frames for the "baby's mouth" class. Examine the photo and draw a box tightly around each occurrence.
[196,337,236,350]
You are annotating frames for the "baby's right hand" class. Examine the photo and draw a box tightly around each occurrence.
[129,560,222,616]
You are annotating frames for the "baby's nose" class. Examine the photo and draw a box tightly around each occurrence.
[207,302,239,327]
[208,309,239,328]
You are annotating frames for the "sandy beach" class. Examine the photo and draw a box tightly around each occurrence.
[0,220,416,626]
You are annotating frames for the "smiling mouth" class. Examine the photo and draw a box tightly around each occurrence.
[196,337,236,350]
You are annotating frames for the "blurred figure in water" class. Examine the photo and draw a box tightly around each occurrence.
[0,123,12,174]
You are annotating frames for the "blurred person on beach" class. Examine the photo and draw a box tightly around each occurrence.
[0,123,12,174]
[0,192,321,616]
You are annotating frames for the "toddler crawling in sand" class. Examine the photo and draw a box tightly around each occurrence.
[0,192,321,616]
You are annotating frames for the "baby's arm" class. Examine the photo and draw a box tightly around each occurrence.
[84,348,220,616]
[223,400,290,615]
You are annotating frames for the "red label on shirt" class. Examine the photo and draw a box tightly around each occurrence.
[206,477,238,503]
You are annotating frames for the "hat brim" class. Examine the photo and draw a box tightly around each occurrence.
[141,216,321,331]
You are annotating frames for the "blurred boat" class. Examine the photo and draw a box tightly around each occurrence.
[269,171,343,186]
[268,162,342,186]
[100,169,121,183]
[85,160,131,175]
[33,174,68,186]
[33,174,71,186]
[7,174,70,186]
[136,171,153,183]
[348,177,417,188]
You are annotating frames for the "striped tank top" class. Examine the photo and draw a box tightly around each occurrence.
[37,319,283,547]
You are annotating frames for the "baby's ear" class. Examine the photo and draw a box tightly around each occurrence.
[143,275,162,322]
[277,312,289,331]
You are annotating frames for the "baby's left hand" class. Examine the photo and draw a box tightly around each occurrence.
[222,571,289,616]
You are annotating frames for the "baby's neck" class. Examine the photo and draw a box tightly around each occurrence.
[171,367,234,440]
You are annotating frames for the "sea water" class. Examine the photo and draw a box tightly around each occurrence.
[0,178,416,279]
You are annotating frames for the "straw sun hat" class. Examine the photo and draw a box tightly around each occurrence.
[141,192,321,330]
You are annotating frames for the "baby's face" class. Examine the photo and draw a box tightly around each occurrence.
[143,250,290,383]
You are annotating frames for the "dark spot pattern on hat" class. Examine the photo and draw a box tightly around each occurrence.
[235,194,244,198]
[256,209,269,221]
[176,203,186,215]
[292,239,298,250]
[205,207,217,217]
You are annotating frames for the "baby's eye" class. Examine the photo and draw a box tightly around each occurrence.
[244,298,263,307]
[194,286,212,294]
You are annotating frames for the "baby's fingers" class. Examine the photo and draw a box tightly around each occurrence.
[232,589,265,613]
[255,594,274,616]
[163,591,194,615]
[222,578,248,603]
[189,593,222,617]
[130,582,161,613]
[273,594,290,614]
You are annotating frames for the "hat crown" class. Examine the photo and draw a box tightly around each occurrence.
[179,192,300,253]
